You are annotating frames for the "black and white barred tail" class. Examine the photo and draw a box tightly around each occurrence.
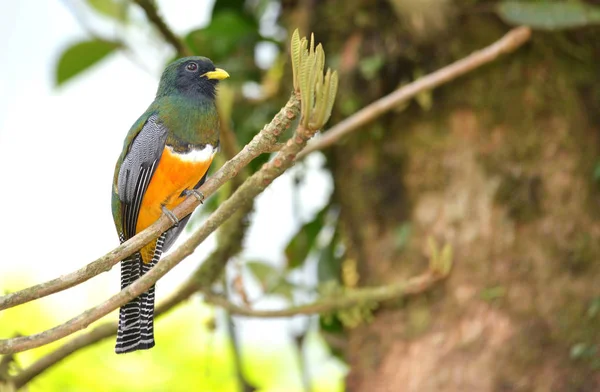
[115,233,166,354]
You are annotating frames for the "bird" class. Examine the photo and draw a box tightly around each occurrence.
[111,56,229,354]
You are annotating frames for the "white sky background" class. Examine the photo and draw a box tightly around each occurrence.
[0,0,342,384]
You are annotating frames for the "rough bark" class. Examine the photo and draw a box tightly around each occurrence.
[285,0,600,391]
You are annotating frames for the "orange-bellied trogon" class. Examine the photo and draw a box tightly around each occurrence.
[111,57,229,354]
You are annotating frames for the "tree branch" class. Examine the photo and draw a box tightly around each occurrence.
[9,139,256,392]
[203,270,443,318]
[0,95,301,355]
[132,0,191,57]
[298,26,532,159]
[0,95,297,313]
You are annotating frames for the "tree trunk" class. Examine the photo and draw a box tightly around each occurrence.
[285,1,600,391]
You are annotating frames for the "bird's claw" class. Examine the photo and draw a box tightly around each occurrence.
[162,206,179,227]
[184,189,205,204]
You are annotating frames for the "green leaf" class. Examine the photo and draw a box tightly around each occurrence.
[285,205,328,269]
[269,278,295,301]
[320,314,344,334]
[212,0,247,14]
[393,222,412,250]
[245,261,279,290]
[480,286,506,302]
[56,39,120,86]
[186,11,259,61]
[570,342,597,360]
[319,314,346,360]
[86,0,128,21]
[359,55,385,80]
[439,243,453,276]
[317,229,342,283]
[497,1,600,30]
[588,297,600,319]
[593,162,600,182]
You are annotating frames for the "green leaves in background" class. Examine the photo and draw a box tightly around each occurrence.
[185,4,263,83]
[497,1,600,30]
[285,206,328,269]
[245,261,295,301]
[186,11,259,61]
[246,261,279,290]
[393,222,412,251]
[56,39,120,86]
[86,0,128,21]
[317,226,342,283]
[212,0,247,13]
[358,54,385,80]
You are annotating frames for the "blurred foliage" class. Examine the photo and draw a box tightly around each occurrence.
[285,204,327,269]
[0,280,344,391]
[427,236,453,277]
[497,1,600,30]
[55,39,120,86]
[245,261,297,301]
[317,225,343,285]
[86,0,128,21]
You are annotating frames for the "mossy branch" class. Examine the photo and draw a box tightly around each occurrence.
[203,268,448,319]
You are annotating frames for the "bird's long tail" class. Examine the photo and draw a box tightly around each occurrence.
[115,233,166,354]
[115,253,143,354]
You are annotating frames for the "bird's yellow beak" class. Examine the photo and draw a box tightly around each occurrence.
[202,68,230,80]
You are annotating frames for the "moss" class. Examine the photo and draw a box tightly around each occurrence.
[555,295,600,350]
[514,318,554,366]
[401,119,452,194]
[494,319,551,391]
[494,173,543,222]
[557,232,599,275]
[404,297,432,338]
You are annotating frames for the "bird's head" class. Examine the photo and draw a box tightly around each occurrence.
[156,56,229,100]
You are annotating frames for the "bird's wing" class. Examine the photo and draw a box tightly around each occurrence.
[114,113,168,240]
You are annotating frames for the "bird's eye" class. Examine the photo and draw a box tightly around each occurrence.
[186,63,198,72]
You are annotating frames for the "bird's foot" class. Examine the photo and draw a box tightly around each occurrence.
[162,206,179,227]
[184,189,205,204]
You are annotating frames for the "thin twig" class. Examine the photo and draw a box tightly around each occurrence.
[298,26,532,158]
[0,352,15,382]
[204,271,441,318]
[295,330,313,392]
[132,0,191,57]
[0,95,301,355]
[223,278,256,392]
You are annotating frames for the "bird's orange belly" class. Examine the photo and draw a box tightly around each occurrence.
[136,146,214,263]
